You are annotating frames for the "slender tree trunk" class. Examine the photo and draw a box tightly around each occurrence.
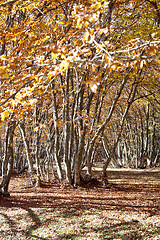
[0,121,16,194]
[19,122,34,185]
[52,84,63,180]
[87,68,131,178]
[150,108,156,167]
[0,123,11,191]
[34,104,41,187]
[64,69,72,183]
[102,79,138,184]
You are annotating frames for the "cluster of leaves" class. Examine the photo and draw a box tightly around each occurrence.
[0,0,159,122]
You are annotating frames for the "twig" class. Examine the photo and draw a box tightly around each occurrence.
[0,0,18,7]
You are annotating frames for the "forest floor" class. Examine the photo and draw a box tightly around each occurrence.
[0,168,160,240]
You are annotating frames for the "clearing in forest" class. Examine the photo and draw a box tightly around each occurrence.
[0,169,160,240]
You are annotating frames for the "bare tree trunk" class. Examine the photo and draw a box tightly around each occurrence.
[87,68,131,179]
[150,108,156,167]
[34,104,41,187]
[52,84,63,181]
[102,78,139,185]
[19,122,34,185]
[0,121,16,194]
[63,69,72,184]
[0,123,11,191]
[74,127,86,186]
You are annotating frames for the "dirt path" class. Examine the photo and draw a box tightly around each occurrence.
[0,169,160,239]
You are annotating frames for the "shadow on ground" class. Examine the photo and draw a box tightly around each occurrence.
[0,169,159,239]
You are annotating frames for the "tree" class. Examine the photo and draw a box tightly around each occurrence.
[0,0,159,191]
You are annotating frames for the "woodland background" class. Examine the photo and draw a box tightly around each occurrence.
[0,0,159,191]
[0,1,160,239]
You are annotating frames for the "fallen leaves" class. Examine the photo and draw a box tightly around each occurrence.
[0,170,159,239]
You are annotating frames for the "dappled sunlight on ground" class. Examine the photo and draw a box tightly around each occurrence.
[0,169,159,239]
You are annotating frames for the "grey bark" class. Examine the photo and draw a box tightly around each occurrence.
[0,121,16,194]
[101,79,138,184]
[19,122,34,185]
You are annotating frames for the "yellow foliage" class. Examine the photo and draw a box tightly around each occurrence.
[51,52,57,59]
[77,18,82,29]
[29,99,37,106]
[16,93,22,100]
[59,59,69,70]
[0,66,6,73]
[3,73,9,78]
[38,90,43,95]
[1,109,13,121]
[48,73,52,80]
[34,127,38,132]
[84,32,90,41]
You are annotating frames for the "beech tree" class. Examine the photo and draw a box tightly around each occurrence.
[0,0,159,192]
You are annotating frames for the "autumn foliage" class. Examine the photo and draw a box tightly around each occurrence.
[0,0,159,191]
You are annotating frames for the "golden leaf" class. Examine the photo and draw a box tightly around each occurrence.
[29,99,37,106]
[0,66,7,73]
[51,52,57,59]
[60,59,69,70]
[1,109,13,121]
[34,127,38,132]
[77,18,82,29]
[38,90,43,95]
[84,32,90,41]
[3,73,9,78]
[94,2,101,10]
[110,64,118,71]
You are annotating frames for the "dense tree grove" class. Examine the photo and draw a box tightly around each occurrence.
[0,0,159,193]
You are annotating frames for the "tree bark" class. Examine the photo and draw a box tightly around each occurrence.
[0,121,16,194]
[19,122,34,185]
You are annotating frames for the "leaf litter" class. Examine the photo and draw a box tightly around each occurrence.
[0,169,159,239]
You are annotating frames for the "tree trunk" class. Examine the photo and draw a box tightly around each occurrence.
[19,122,34,185]
[52,84,63,181]
[102,78,138,184]
[0,121,16,194]
[34,104,41,187]
[63,69,72,184]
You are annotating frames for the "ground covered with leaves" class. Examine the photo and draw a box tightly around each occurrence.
[0,169,160,240]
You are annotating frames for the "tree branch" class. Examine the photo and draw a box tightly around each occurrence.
[0,78,33,107]
[0,67,41,107]
[0,0,18,7]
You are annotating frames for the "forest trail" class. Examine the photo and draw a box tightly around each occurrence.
[0,169,159,239]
